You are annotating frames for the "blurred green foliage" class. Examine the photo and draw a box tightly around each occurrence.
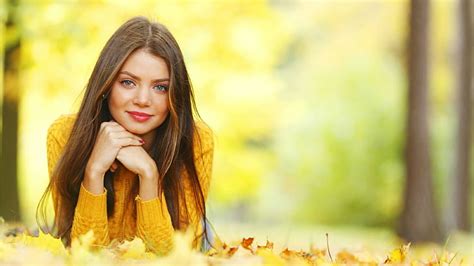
[0,0,469,231]
[269,2,408,227]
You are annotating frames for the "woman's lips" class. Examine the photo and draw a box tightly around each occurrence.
[127,111,152,122]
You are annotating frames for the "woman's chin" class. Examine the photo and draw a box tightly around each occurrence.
[120,124,150,136]
[128,128,150,137]
[115,116,164,137]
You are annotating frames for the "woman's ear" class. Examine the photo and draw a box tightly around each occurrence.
[102,90,111,100]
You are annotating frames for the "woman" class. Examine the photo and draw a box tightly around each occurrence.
[36,16,214,255]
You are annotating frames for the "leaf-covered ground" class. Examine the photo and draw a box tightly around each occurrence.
[1,220,473,265]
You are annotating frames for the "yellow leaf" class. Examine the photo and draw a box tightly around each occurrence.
[257,240,274,251]
[0,241,14,260]
[17,231,67,256]
[310,244,327,259]
[70,230,95,250]
[69,230,111,265]
[336,250,360,264]
[116,237,155,260]
[156,230,208,266]
[256,248,286,266]
[385,243,410,263]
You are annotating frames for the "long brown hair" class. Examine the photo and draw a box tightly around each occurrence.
[37,16,209,247]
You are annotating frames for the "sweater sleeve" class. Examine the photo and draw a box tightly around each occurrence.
[135,193,174,255]
[135,122,214,255]
[47,115,110,246]
[70,184,110,246]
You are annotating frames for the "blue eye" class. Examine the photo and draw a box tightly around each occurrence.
[120,80,135,87]
[153,84,168,92]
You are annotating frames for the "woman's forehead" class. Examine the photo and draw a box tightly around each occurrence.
[120,49,169,80]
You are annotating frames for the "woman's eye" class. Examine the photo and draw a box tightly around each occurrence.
[120,80,135,87]
[153,84,168,92]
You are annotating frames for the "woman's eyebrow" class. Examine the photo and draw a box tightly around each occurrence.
[119,70,170,82]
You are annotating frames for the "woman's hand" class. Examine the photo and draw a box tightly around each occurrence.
[116,146,159,200]
[115,146,157,179]
[84,121,144,194]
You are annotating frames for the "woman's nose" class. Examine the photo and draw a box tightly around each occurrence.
[133,86,151,106]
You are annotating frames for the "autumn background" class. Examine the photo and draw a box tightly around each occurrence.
[0,0,473,262]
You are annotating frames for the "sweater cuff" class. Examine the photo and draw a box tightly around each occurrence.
[135,193,171,225]
[76,183,107,219]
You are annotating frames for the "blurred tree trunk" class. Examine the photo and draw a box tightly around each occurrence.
[0,0,21,222]
[448,0,472,232]
[399,0,442,242]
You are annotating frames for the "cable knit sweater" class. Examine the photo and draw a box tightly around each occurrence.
[46,114,214,255]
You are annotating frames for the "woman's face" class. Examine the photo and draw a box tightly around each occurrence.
[108,49,170,141]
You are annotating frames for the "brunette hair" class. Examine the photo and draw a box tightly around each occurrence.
[37,16,210,248]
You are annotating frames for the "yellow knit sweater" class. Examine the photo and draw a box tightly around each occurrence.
[46,114,214,255]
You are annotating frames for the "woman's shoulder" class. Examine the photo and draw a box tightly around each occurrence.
[47,114,77,143]
[193,120,214,152]
[194,120,212,138]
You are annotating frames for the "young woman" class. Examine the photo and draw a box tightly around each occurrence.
[37,16,214,255]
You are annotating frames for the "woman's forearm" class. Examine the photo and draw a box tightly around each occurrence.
[138,164,159,200]
[83,165,105,195]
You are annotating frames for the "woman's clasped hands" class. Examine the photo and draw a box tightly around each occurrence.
[83,121,159,199]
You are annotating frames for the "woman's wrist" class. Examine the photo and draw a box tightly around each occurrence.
[138,159,158,181]
[83,164,106,195]
[138,177,158,200]
[138,162,159,200]
[82,176,105,195]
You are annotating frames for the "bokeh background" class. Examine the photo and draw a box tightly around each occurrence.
[1,0,473,258]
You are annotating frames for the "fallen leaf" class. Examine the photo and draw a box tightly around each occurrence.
[384,243,410,264]
[241,237,255,254]
[257,240,274,251]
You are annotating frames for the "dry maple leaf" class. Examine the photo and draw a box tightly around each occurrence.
[227,246,239,257]
[336,250,360,264]
[280,247,296,259]
[280,248,316,265]
[297,250,318,263]
[241,237,255,254]
[214,242,239,258]
[310,244,327,259]
[257,240,274,251]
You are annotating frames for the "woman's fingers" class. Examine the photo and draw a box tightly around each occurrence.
[100,121,120,130]
[88,121,143,178]
[100,122,126,134]
[108,131,143,142]
[110,161,118,172]
[115,137,144,147]
[100,122,143,140]
[99,122,143,142]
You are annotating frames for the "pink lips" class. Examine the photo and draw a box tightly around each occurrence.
[127,111,153,122]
